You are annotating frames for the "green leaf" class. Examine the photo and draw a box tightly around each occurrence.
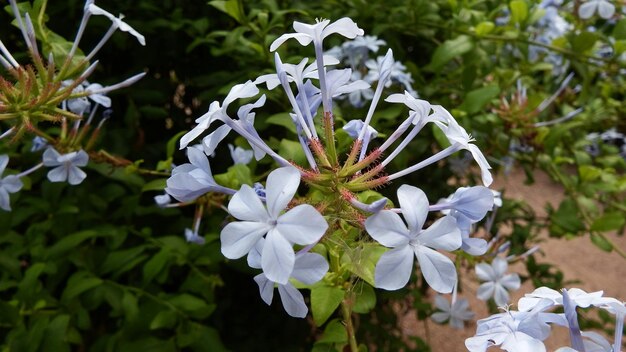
[121,291,139,321]
[475,21,495,36]
[342,243,386,286]
[590,233,613,252]
[579,165,602,182]
[458,85,500,114]
[352,282,376,314]
[570,31,598,53]
[43,230,100,260]
[141,178,167,192]
[428,35,473,71]
[266,113,298,134]
[510,0,528,24]
[279,139,307,165]
[62,272,103,302]
[613,19,626,40]
[150,310,178,330]
[317,318,348,344]
[214,163,252,189]
[590,213,625,232]
[99,246,148,275]
[167,131,187,158]
[209,0,244,23]
[168,294,214,318]
[310,285,344,326]
[143,249,171,285]
[42,314,70,352]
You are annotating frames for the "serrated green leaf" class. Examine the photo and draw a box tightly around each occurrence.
[311,285,344,326]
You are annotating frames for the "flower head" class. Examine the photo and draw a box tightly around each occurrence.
[578,0,615,19]
[431,294,475,329]
[270,17,364,52]
[42,147,89,185]
[0,155,23,211]
[475,257,521,306]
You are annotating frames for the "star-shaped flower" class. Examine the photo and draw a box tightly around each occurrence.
[365,185,461,293]
[0,155,23,211]
[475,257,521,307]
[431,294,475,329]
[578,0,615,19]
[42,147,89,185]
[220,166,328,284]
[270,17,364,52]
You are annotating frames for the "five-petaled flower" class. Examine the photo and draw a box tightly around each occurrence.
[220,166,328,284]
[475,257,521,307]
[42,147,89,185]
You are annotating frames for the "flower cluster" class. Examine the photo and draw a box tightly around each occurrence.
[165,17,495,319]
[0,0,145,210]
[466,287,625,352]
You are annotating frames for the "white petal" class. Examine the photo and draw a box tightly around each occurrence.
[276,204,327,245]
[262,229,295,285]
[223,80,259,109]
[462,237,488,255]
[246,237,264,269]
[501,331,546,352]
[597,1,615,19]
[397,185,428,232]
[228,184,269,222]
[431,312,450,324]
[494,284,511,307]
[500,273,521,291]
[475,262,496,281]
[434,295,451,311]
[477,282,495,301]
[365,210,411,247]
[277,283,308,318]
[469,144,493,187]
[89,93,112,107]
[42,147,61,166]
[492,257,509,278]
[0,155,8,172]
[0,188,11,211]
[220,221,270,259]
[578,2,597,19]
[321,17,364,40]
[418,216,461,251]
[201,125,231,156]
[265,166,300,219]
[292,252,328,285]
[66,166,87,185]
[253,273,274,305]
[269,33,313,52]
[451,186,494,221]
[2,175,23,193]
[73,150,89,167]
[374,245,414,290]
[47,166,68,182]
[415,246,457,293]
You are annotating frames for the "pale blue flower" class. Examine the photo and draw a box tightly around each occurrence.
[342,119,378,140]
[250,239,328,318]
[42,147,89,185]
[220,166,328,285]
[87,3,146,45]
[475,257,521,306]
[31,136,48,152]
[228,144,254,165]
[185,228,205,245]
[164,146,234,202]
[270,17,364,52]
[365,185,461,293]
[154,193,171,207]
[518,287,621,312]
[0,155,23,211]
[579,0,615,19]
[431,294,475,329]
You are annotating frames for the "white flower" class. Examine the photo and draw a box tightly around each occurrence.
[518,287,621,312]
[220,166,328,284]
[578,0,615,19]
[42,147,89,185]
[87,4,146,45]
[164,146,232,202]
[475,257,521,306]
[385,91,433,125]
[0,155,23,211]
[432,106,493,186]
[154,193,171,207]
[342,119,378,140]
[431,295,475,329]
[270,17,364,52]
[365,185,461,293]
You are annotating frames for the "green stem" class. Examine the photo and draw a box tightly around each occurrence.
[323,111,339,167]
[341,296,359,352]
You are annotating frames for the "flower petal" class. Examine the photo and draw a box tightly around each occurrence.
[500,273,521,291]
[269,33,313,52]
[469,144,493,187]
[292,252,328,285]
[477,282,495,301]
[262,228,295,285]
[418,215,461,251]
[277,283,308,318]
[397,184,428,232]
[492,257,509,278]
[47,166,68,183]
[415,246,457,293]
[66,166,87,185]
[253,273,274,306]
[578,2,596,19]
[2,175,23,193]
[374,245,414,290]
[276,204,327,245]
[202,125,232,156]
[321,17,364,40]
[228,184,269,222]
[42,147,61,166]
[431,312,451,324]
[265,166,300,219]
[475,262,496,281]
[494,284,511,307]
[365,210,411,247]
[220,221,270,259]
[597,1,615,19]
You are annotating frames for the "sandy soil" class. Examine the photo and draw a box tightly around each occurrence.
[402,168,626,351]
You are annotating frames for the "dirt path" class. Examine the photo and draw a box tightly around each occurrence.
[403,168,626,351]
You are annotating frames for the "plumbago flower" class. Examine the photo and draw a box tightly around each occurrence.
[220,166,328,284]
[475,257,521,307]
[365,185,461,293]
[431,289,475,329]
[42,147,89,185]
[468,287,625,352]
[0,155,23,211]
[165,19,494,349]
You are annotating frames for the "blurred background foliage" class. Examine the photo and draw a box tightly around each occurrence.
[0,0,624,351]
